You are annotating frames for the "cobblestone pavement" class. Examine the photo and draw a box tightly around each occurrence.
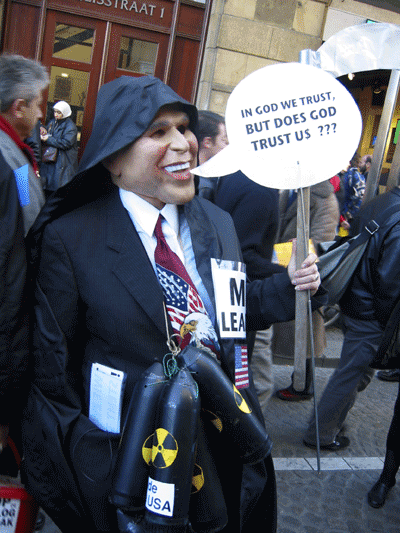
[39,326,399,533]
[268,326,399,533]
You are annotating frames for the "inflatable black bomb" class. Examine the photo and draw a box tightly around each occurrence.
[178,345,270,464]
[112,346,271,532]
[111,362,166,511]
[189,420,228,533]
[140,367,200,532]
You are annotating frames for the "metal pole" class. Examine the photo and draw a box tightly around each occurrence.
[297,48,321,473]
[294,50,312,394]
[293,184,309,393]
[363,70,400,204]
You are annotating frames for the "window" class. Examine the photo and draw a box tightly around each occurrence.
[118,37,158,75]
[53,24,95,64]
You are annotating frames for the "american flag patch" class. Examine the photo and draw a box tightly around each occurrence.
[234,344,249,389]
[155,263,219,354]
[156,264,206,331]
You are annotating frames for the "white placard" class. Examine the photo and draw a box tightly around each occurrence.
[89,363,125,433]
[211,259,246,339]
[0,497,20,533]
[194,62,362,190]
[146,477,175,517]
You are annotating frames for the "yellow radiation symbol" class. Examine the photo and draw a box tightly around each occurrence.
[233,385,252,414]
[142,434,154,465]
[191,463,205,493]
[151,428,178,468]
[202,409,223,432]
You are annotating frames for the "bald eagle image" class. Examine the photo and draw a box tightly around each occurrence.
[180,312,219,356]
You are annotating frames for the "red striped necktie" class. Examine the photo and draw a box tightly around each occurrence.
[154,215,219,356]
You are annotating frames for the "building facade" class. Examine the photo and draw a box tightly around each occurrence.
[0,0,209,154]
[1,0,400,171]
[199,0,400,176]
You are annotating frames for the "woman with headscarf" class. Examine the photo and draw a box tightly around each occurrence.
[40,100,78,196]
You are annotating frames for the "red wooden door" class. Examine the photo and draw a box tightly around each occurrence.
[40,11,107,156]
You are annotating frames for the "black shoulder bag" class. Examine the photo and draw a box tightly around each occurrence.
[318,203,400,306]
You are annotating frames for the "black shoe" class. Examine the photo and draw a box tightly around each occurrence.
[367,479,396,508]
[376,369,400,382]
[303,435,350,451]
[275,385,313,402]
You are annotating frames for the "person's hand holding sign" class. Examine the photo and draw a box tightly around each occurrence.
[287,239,320,295]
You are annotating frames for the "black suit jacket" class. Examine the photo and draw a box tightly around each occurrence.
[22,189,316,532]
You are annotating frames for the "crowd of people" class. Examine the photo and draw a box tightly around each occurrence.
[1,52,399,533]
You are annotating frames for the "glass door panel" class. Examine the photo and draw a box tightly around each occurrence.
[45,66,90,147]
[105,24,168,83]
[52,23,95,64]
[118,37,158,75]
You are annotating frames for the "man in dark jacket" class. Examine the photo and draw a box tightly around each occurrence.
[22,76,324,533]
[0,54,48,460]
[196,110,285,410]
[304,186,400,451]
[359,154,372,182]
[197,111,284,283]
[25,120,42,167]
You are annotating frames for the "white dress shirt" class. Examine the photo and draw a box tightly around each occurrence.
[119,189,216,325]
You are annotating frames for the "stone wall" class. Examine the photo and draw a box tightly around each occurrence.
[197,0,400,114]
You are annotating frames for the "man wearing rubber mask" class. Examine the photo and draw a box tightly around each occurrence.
[22,76,325,533]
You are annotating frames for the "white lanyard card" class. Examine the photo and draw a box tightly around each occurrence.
[89,363,125,433]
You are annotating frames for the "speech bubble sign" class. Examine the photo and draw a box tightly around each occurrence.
[193,62,362,190]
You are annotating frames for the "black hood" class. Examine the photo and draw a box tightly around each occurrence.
[79,75,198,174]
[28,76,198,265]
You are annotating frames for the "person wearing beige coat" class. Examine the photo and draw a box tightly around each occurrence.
[273,179,340,401]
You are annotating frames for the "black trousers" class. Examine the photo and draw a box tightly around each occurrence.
[386,381,400,461]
